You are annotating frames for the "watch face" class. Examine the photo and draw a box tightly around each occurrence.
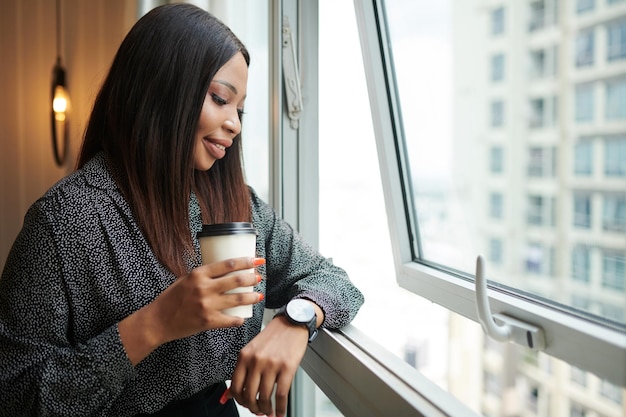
[286,299,315,323]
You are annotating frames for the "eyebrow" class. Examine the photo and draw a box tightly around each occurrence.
[213,80,246,99]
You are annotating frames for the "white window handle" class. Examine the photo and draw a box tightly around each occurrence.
[475,255,546,350]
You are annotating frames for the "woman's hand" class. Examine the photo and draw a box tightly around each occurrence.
[119,257,264,366]
[228,300,324,417]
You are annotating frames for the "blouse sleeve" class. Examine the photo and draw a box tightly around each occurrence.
[0,201,135,416]
[250,188,364,329]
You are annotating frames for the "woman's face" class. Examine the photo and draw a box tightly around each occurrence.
[193,52,248,171]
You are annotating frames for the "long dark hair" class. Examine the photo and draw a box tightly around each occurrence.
[77,4,251,276]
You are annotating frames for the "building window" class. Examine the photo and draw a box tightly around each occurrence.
[490,100,504,127]
[571,246,591,283]
[489,192,504,219]
[491,53,505,82]
[527,195,544,225]
[607,19,626,62]
[605,136,626,176]
[570,402,588,417]
[606,78,626,120]
[491,7,504,35]
[575,84,594,123]
[528,146,556,177]
[576,0,595,13]
[530,98,545,128]
[574,140,593,176]
[489,238,503,264]
[529,0,546,31]
[571,367,588,386]
[600,379,624,404]
[603,193,626,232]
[575,30,595,67]
[602,250,625,291]
[573,193,592,228]
[529,194,555,226]
[529,46,558,78]
[525,242,550,274]
[490,146,503,174]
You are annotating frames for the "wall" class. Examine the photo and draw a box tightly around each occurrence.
[0,0,136,270]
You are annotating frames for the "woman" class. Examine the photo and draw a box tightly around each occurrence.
[0,4,363,417]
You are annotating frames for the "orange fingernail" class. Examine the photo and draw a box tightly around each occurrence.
[253,257,266,266]
[258,293,265,301]
[256,274,262,283]
[219,388,230,405]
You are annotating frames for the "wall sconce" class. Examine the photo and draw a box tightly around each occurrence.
[51,0,69,166]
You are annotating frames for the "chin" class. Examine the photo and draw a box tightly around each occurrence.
[194,159,217,171]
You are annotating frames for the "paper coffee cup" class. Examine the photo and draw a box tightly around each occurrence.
[197,222,258,318]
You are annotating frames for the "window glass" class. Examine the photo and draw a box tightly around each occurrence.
[606,78,626,120]
[575,84,594,122]
[491,7,504,36]
[379,0,626,348]
[605,135,626,176]
[607,19,626,62]
[319,1,625,416]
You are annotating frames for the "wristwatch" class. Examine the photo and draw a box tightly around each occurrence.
[275,299,318,343]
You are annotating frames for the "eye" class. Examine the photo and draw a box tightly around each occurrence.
[211,93,227,106]
[237,109,246,120]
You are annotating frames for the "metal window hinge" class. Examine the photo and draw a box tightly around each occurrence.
[475,255,546,350]
[282,16,303,130]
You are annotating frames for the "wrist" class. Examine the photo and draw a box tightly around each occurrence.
[274,299,319,343]
[118,305,163,366]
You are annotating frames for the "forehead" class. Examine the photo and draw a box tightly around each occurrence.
[211,52,248,97]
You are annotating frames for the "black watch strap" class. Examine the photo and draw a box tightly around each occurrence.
[275,300,318,343]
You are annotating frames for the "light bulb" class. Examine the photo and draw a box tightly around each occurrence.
[53,85,70,121]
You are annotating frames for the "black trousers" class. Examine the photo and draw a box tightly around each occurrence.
[135,382,239,417]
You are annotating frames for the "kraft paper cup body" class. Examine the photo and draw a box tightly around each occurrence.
[197,222,257,318]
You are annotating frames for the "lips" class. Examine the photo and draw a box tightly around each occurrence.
[203,138,230,160]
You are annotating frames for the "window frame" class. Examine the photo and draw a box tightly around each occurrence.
[352,0,626,388]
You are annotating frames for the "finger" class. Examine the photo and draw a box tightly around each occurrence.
[207,271,259,294]
[242,369,262,413]
[273,372,294,417]
[256,374,276,416]
[204,257,265,279]
[229,362,247,407]
[222,291,264,310]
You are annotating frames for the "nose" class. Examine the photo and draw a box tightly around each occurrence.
[223,112,241,137]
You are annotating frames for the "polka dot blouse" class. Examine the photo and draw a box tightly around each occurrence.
[0,152,364,416]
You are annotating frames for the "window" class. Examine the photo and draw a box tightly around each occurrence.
[571,245,591,283]
[574,140,593,176]
[573,193,592,228]
[602,249,625,291]
[490,100,504,127]
[575,30,595,67]
[527,194,556,227]
[530,46,558,78]
[491,53,505,82]
[490,146,503,174]
[575,84,595,122]
[600,379,624,404]
[607,19,626,62]
[603,193,626,232]
[576,0,595,13]
[606,78,626,120]
[605,135,626,176]
[570,366,588,386]
[488,238,503,264]
[320,2,626,417]
[491,7,504,36]
[528,146,556,177]
[490,192,504,219]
